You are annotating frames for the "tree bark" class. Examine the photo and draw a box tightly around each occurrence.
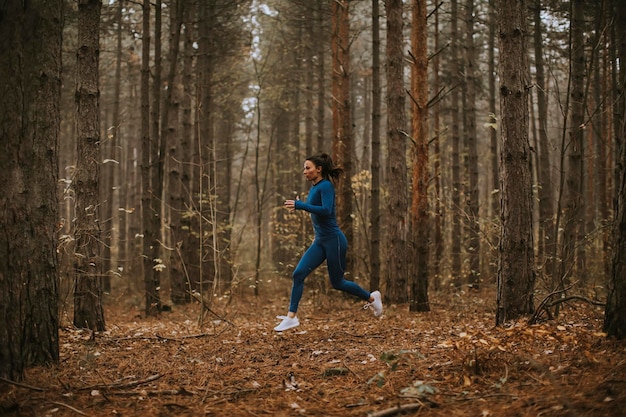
[150,0,164,311]
[385,0,408,303]
[122,47,142,288]
[488,0,499,224]
[597,0,614,277]
[496,0,536,325]
[587,0,609,281]
[431,3,443,291]
[215,114,233,292]
[164,0,185,304]
[171,0,195,305]
[450,0,463,287]
[331,0,354,278]
[465,0,480,290]
[199,0,217,301]
[603,0,626,339]
[369,0,382,292]
[561,0,586,286]
[108,0,124,291]
[409,0,430,312]
[533,0,555,282]
[316,0,327,152]
[74,0,105,331]
[141,0,161,316]
[305,9,315,160]
[0,0,63,379]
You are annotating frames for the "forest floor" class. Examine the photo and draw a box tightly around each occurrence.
[1,285,625,417]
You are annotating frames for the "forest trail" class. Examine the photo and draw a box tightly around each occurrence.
[2,290,624,416]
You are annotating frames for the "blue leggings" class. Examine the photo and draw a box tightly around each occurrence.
[288,232,371,313]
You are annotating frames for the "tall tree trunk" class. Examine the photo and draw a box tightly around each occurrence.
[409,0,430,312]
[432,2,443,291]
[272,106,294,272]
[185,0,204,297]
[251,61,273,297]
[450,0,463,287]
[74,0,105,331]
[590,0,608,278]
[357,73,371,282]
[369,0,382,292]
[100,110,113,293]
[164,0,185,304]
[141,0,160,316]
[489,0,499,224]
[305,9,315,167]
[496,0,536,325]
[150,0,164,312]
[603,0,626,339]
[0,0,63,379]
[534,0,555,283]
[385,0,408,303]
[199,0,216,302]
[316,0,327,152]
[361,74,371,174]
[331,0,354,278]
[171,0,195,304]
[100,0,124,294]
[465,0,480,290]
[215,114,233,291]
[123,47,142,288]
[610,0,620,208]
[561,0,586,287]
[486,0,499,281]
[599,0,611,279]
[107,0,124,292]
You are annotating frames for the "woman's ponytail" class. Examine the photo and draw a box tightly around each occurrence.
[307,153,344,181]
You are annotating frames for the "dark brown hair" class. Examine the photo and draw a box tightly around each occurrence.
[306,153,344,181]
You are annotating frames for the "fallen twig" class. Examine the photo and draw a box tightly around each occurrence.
[529,283,577,324]
[155,333,215,341]
[103,332,215,343]
[450,393,519,402]
[0,376,45,392]
[201,387,258,404]
[108,387,196,396]
[334,331,386,339]
[342,361,365,384]
[543,295,605,308]
[79,373,162,391]
[46,401,87,416]
[367,403,423,417]
[530,292,605,324]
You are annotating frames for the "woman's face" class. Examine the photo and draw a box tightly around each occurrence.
[303,160,322,183]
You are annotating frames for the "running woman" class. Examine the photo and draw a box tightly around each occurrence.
[274,153,383,332]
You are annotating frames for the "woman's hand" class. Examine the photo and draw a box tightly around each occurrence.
[284,196,299,212]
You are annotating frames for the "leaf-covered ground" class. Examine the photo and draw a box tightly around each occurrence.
[2,288,625,417]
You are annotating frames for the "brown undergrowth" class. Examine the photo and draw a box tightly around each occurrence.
[1,288,625,416]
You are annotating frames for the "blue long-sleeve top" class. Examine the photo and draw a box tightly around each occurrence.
[294,179,341,238]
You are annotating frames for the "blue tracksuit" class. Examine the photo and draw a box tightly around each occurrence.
[289,179,370,313]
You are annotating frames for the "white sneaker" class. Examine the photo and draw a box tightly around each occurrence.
[366,291,383,317]
[274,316,300,332]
